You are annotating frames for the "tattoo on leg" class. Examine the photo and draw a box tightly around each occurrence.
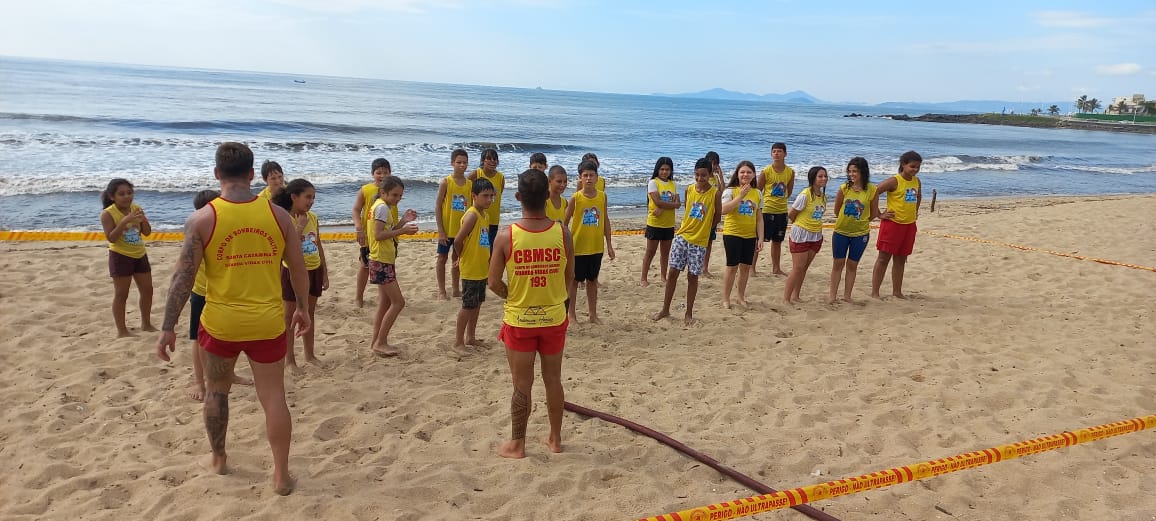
[510,387,530,440]
[205,354,233,382]
[204,391,228,453]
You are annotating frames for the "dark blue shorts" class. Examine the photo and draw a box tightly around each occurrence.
[437,237,455,256]
[832,232,870,262]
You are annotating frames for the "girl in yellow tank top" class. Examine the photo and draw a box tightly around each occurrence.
[471,149,505,228]
[99,178,154,337]
[642,157,680,286]
[784,166,829,305]
[829,157,879,304]
[719,161,763,309]
[274,179,328,369]
[546,165,569,223]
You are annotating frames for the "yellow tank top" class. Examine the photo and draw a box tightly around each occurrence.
[284,211,322,270]
[834,183,877,237]
[257,187,274,201]
[722,187,761,239]
[793,189,826,233]
[761,165,794,214]
[459,207,491,281]
[676,185,717,247]
[359,182,378,227]
[570,190,606,256]
[193,263,208,296]
[578,176,606,193]
[201,197,286,341]
[886,174,921,224]
[368,199,399,264]
[646,178,678,229]
[441,176,472,237]
[545,197,568,223]
[475,168,504,225]
[503,222,568,328]
[104,204,147,258]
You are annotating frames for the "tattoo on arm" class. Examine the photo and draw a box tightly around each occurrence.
[162,228,200,331]
[510,387,530,440]
[204,390,229,453]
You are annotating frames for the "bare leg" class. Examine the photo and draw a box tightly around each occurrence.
[435,253,450,300]
[464,308,487,348]
[722,265,737,308]
[355,264,369,308]
[371,284,391,347]
[891,255,908,298]
[871,251,893,299]
[750,248,761,276]
[658,240,671,284]
[133,271,156,331]
[201,352,237,475]
[497,349,537,459]
[452,307,471,354]
[640,239,659,287]
[540,352,564,453]
[303,296,321,364]
[843,259,860,302]
[735,264,751,308]
[784,250,813,304]
[567,279,579,323]
[189,340,205,401]
[451,255,461,297]
[111,276,133,337]
[586,280,601,324]
[791,250,818,302]
[249,355,294,495]
[771,241,787,276]
[282,300,301,373]
[372,282,406,356]
[652,268,679,321]
[829,257,846,304]
[684,272,700,326]
[702,241,715,278]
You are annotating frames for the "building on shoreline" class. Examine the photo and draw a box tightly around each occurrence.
[1107,94,1150,115]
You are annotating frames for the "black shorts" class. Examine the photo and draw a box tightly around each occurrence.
[461,279,487,309]
[108,251,151,277]
[644,225,674,241]
[359,246,370,267]
[488,224,500,249]
[722,235,756,266]
[189,292,206,340]
[281,266,325,301]
[574,253,603,282]
[763,213,788,242]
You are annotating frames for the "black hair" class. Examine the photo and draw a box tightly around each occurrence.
[807,166,827,198]
[380,176,405,195]
[371,158,391,173]
[578,160,598,174]
[845,157,871,190]
[652,157,674,180]
[273,178,315,211]
[472,178,495,195]
[480,148,499,165]
[451,149,468,162]
[772,142,787,152]
[517,169,549,211]
[215,142,254,180]
[899,150,923,171]
[705,151,720,165]
[260,160,283,181]
[101,178,133,208]
[580,152,599,166]
[529,152,547,165]
[694,157,712,171]
[547,165,567,179]
[727,160,757,187]
[193,189,220,210]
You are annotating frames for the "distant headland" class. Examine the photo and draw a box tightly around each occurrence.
[849,113,1156,135]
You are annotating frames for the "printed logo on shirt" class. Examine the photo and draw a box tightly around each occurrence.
[302,232,319,255]
[689,202,705,220]
[451,194,467,212]
[479,229,491,249]
[904,188,917,203]
[738,199,755,216]
[810,205,824,220]
[771,182,786,197]
[844,200,864,220]
[581,207,600,226]
[660,190,674,202]
[123,227,142,245]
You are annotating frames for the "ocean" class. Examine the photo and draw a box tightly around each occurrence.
[2,56,1154,231]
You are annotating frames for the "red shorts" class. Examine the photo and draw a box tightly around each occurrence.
[498,320,569,356]
[788,238,823,254]
[198,324,287,364]
[876,220,917,256]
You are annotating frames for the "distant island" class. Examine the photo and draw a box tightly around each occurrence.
[654,89,1077,114]
[656,88,822,104]
[865,113,1156,135]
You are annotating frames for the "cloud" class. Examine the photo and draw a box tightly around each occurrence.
[1032,11,1112,28]
[1095,63,1142,75]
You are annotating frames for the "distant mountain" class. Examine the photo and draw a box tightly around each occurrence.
[875,99,1072,114]
[658,88,824,104]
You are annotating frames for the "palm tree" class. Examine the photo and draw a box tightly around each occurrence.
[1075,95,1089,113]
[1030,108,1042,116]
[1145,101,1156,115]
[1113,100,1128,115]
[1088,98,1102,114]
[1048,105,1060,116]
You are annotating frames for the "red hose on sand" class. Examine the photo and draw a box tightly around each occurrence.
[564,401,841,521]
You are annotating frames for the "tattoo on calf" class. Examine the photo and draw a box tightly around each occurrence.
[510,387,530,440]
[205,391,229,453]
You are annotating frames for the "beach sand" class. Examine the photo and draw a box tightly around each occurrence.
[1,194,1154,521]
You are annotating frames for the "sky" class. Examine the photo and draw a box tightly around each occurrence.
[1,0,1154,104]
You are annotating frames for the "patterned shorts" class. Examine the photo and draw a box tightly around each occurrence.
[368,261,397,285]
[668,236,707,276]
[461,279,487,309]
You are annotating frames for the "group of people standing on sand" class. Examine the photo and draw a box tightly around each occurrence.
[94,139,924,495]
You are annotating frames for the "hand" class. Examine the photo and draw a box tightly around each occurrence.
[322,271,330,291]
[290,307,312,338]
[400,222,419,235]
[755,240,764,252]
[881,210,896,221]
[294,213,309,235]
[127,208,146,224]
[437,232,448,246]
[651,208,662,217]
[156,330,177,362]
[355,229,366,246]
[452,258,460,269]
[606,244,616,261]
[740,185,751,197]
[403,208,418,222]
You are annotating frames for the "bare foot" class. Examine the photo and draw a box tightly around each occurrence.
[567,313,579,324]
[735,299,748,309]
[372,343,401,357]
[188,381,205,402]
[355,297,364,309]
[273,473,296,496]
[722,300,732,310]
[827,296,837,305]
[303,357,325,369]
[117,329,135,338]
[588,316,604,325]
[893,292,907,299]
[437,292,450,301]
[450,343,471,357]
[452,290,462,298]
[497,439,526,459]
[200,453,228,475]
[842,297,856,304]
[141,324,158,332]
[466,338,490,349]
[871,292,883,300]
[544,435,562,453]
[639,279,649,288]
[683,315,697,327]
[286,363,304,375]
[651,310,670,321]
[773,270,787,276]
[750,270,759,277]
[701,271,715,279]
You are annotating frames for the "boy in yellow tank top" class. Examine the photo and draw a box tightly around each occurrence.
[436,149,472,300]
[545,165,569,223]
[256,160,285,201]
[871,151,923,299]
[100,178,155,337]
[564,160,615,324]
[530,152,548,173]
[451,178,495,355]
[488,169,575,459]
[352,158,390,307]
[652,158,721,326]
[468,148,504,246]
[755,142,793,276]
